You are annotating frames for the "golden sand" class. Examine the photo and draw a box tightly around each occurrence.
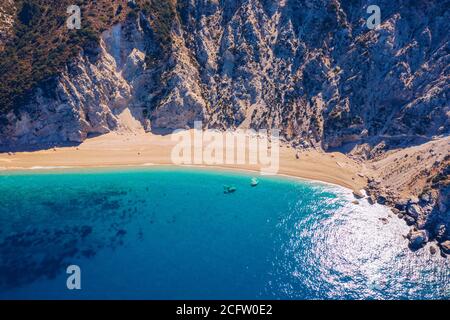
[0,131,367,192]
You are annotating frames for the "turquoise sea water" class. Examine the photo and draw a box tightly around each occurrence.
[0,167,448,300]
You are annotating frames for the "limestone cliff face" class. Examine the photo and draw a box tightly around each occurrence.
[1,36,130,144]
[1,0,448,148]
[183,0,449,151]
[0,6,208,145]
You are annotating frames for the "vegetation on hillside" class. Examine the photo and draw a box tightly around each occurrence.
[0,0,180,118]
[0,1,137,116]
[133,0,178,65]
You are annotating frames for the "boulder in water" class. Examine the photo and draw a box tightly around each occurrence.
[440,241,450,255]
[429,245,437,255]
[377,195,387,205]
[404,215,416,226]
[352,191,364,199]
[435,224,446,241]
[407,229,429,250]
[407,204,423,219]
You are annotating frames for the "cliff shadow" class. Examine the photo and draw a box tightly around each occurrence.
[326,135,433,155]
[150,127,179,136]
[0,141,82,153]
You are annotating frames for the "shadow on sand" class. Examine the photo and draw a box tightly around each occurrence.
[0,141,82,153]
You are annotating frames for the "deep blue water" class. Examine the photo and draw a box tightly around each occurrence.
[0,167,448,299]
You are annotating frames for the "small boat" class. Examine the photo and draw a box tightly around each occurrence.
[250,178,259,187]
[223,185,237,194]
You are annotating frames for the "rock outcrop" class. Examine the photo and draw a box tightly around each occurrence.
[440,240,450,255]
[407,229,429,250]
[363,137,449,254]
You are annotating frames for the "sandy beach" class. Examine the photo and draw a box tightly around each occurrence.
[0,131,367,192]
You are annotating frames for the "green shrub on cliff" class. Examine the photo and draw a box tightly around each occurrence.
[0,0,129,116]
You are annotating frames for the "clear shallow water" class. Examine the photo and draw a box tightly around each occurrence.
[0,167,448,300]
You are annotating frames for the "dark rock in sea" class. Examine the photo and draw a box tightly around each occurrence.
[395,201,408,211]
[435,224,446,242]
[407,204,422,219]
[379,217,389,225]
[377,196,387,205]
[102,200,121,210]
[407,229,429,250]
[367,195,376,205]
[116,229,127,237]
[81,249,96,258]
[62,239,78,249]
[404,215,416,226]
[429,245,437,255]
[440,241,450,255]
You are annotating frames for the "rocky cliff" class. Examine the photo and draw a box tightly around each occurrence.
[1,0,448,146]
[0,0,449,251]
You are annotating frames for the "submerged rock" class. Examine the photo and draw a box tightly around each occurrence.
[223,185,237,194]
[80,225,93,238]
[116,229,127,237]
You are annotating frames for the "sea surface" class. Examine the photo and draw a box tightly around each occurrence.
[0,167,448,299]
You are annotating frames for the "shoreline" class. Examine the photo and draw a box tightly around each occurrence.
[0,163,355,193]
[0,131,367,193]
[2,131,448,255]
